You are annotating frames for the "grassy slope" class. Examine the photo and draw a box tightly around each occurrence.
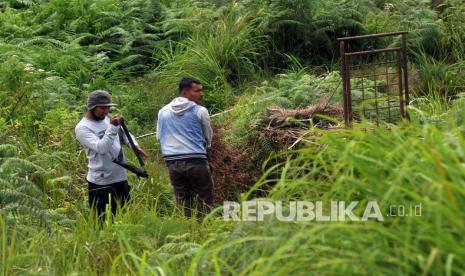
[2,100,465,275]
[1,0,465,275]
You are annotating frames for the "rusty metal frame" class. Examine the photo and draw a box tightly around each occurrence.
[337,31,409,126]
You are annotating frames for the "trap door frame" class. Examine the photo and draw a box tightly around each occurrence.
[338,31,410,126]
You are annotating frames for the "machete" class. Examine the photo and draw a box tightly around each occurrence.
[113,118,148,178]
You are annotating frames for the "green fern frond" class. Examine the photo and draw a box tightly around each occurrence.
[8,176,44,197]
[97,11,123,20]
[107,54,145,72]
[14,37,69,49]
[0,179,13,189]
[0,144,51,227]
[2,203,50,226]
[0,158,45,175]
[0,144,17,158]
[70,33,98,45]
[99,27,132,39]
[0,189,45,209]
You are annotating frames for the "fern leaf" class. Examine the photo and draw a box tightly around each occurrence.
[0,158,44,175]
[0,189,45,209]
[0,144,17,159]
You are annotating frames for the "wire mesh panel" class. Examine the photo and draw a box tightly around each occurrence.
[338,32,409,126]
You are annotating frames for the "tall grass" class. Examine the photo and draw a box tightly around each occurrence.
[234,104,465,274]
[1,0,465,274]
[413,52,465,99]
[3,87,464,275]
[155,1,269,112]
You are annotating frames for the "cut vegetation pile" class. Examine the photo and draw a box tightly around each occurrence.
[209,97,345,201]
[264,99,344,149]
[207,125,261,203]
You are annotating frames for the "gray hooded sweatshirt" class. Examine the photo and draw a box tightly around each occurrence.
[156,97,212,160]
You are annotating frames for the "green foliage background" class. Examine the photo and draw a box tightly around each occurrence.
[0,0,465,274]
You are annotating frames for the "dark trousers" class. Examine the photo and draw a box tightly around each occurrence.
[166,159,214,217]
[88,180,131,221]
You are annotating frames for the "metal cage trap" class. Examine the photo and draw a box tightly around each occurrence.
[337,31,410,126]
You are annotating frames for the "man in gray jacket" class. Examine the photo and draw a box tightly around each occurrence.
[157,77,213,217]
[75,90,146,220]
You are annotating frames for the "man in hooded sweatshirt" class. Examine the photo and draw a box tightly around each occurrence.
[156,77,213,217]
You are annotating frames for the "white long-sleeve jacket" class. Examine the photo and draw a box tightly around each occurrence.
[75,116,136,184]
